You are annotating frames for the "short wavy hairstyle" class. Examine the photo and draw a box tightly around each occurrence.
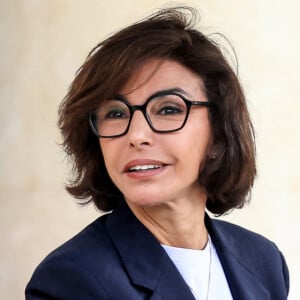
[58,6,256,215]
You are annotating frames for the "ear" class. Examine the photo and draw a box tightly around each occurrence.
[207,151,217,160]
[207,142,225,160]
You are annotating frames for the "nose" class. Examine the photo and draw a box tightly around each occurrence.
[127,110,153,149]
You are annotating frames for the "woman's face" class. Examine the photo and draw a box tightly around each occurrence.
[99,58,212,208]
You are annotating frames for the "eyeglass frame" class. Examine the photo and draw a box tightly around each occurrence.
[88,89,212,138]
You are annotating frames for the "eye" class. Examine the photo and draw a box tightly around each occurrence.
[149,95,186,116]
[157,105,184,115]
[98,100,130,121]
[105,108,129,119]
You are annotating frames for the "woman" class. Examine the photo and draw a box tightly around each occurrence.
[26,7,289,300]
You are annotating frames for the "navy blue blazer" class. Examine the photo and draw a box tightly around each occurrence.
[26,202,289,299]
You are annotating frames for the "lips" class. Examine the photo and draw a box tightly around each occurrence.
[123,159,167,173]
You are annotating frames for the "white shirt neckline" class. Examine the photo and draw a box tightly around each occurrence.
[162,236,233,299]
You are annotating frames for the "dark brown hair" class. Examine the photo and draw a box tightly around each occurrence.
[58,7,256,215]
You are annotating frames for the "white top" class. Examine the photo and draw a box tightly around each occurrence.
[162,237,233,300]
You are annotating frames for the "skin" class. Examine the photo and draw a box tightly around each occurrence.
[99,58,213,250]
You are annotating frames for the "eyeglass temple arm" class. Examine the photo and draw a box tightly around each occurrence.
[191,100,211,107]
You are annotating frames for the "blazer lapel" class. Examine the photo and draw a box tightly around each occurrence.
[206,215,270,300]
[149,259,195,300]
[105,202,195,299]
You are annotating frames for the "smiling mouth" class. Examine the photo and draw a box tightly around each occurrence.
[128,164,163,172]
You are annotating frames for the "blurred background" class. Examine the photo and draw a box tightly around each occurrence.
[0,0,299,299]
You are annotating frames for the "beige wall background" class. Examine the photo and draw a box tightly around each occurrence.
[1,0,299,299]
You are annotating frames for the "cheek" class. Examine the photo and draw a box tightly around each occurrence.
[99,140,128,183]
[99,140,115,171]
[182,125,211,163]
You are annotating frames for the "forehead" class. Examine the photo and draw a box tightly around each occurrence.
[120,58,206,101]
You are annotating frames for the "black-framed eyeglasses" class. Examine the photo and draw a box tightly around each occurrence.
[89,90,211,138]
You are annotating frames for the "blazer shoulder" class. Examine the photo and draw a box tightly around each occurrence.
[26,214,117,299]
[41,213,111,263]
[211,217,278,249]
[209,217,290,294]
[211,219,279,256]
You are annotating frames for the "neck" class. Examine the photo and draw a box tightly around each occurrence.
[126,191,208,250]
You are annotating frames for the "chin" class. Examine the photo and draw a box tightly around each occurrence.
[124,193,166,208]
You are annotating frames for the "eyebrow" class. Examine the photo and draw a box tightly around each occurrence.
[148,87,191,99]
[115,87,192,103]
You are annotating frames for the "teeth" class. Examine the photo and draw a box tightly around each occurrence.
[129,164,161,171]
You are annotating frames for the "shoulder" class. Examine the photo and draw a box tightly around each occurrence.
[39,213,114,267]
[210,217,280,254]
[25,213,120,299]
[208,217,289,293]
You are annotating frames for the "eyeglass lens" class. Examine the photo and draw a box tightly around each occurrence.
[93,94,188,137]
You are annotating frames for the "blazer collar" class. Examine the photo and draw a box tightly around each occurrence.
[105,202,269,299]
